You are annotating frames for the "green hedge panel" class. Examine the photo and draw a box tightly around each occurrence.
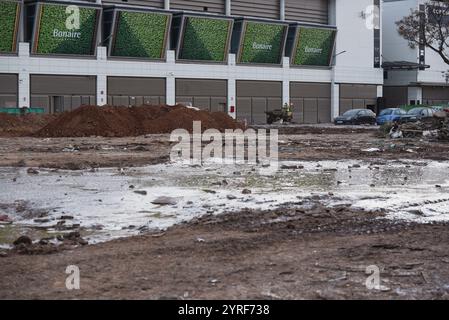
[239,22,285,64]
[112,11,169,59]
[293,27,336,66]
[180,17,231,62]
[0,1,19,53]
[35,4,98,55]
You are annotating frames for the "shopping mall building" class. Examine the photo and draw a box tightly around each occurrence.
[0,0,383,124]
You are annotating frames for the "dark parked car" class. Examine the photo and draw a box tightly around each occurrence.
[407,107,436,120]
[376,108,417,125]
[334,109,377,125]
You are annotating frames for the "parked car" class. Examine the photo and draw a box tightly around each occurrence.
[376,108,405,125]
[407,107,437,120]
[334,109,377,125]
[431,105,449,113]
[376,108,417,125]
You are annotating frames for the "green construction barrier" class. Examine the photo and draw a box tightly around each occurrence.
[0,108,20,114]
[0,108,45,114]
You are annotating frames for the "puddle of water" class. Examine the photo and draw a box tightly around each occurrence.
[0,159,448,246]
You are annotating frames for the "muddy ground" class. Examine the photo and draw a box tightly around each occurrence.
[1,125,449,299]
[0,126,448,169]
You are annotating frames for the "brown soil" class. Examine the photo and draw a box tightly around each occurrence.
[1,204,449,299]
[0,113,56,137]
[34,105,244,138]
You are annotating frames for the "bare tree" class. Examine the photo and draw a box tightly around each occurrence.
[396,0,449,65]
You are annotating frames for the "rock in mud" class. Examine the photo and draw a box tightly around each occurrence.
[63,232,81,240]
[13,236,32,246]
[26,168,39,175]
[59,215,74,220]
[227,195,237,200]
[281,165,304,170]
[242,189,252,195]
[151,196,177,206]
[134,190,148,196]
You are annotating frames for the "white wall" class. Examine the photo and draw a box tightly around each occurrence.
[333,0,383,85]
[382,0,418,63]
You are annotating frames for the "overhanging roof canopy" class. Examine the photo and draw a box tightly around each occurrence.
[382,61,430,70]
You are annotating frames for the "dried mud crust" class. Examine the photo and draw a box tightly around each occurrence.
[1,203,448,299]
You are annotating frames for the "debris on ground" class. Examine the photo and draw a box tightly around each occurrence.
[383,113,449,141]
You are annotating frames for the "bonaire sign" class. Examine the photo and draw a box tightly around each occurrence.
[292,27,337,67]
[33,3,100,55]
[238,21,287,64]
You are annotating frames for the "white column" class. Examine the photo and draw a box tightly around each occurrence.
[18,73,30,109]
[280,0,285,21]
[225,0,231,16]
[164,0,170,10]
[227,53,236,118]
[377,85,383,98]
[97,75,107,106]
[331,82,340,119]
[228,78,236,119]
[166,77,176,105]
[166,50,176,105]
[281,57,290,106]
[95,47,107,106]
[282,80,289,107]
[17,43,30,108]
[408,87,423,105]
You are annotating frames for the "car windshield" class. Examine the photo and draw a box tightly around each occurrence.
[343,110,360,117]
[380,109,393,116]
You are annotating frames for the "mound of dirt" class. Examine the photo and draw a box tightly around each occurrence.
[35,105,244,137]
[0,113,56,137]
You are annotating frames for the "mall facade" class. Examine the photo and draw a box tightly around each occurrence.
[0,0,383,123]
